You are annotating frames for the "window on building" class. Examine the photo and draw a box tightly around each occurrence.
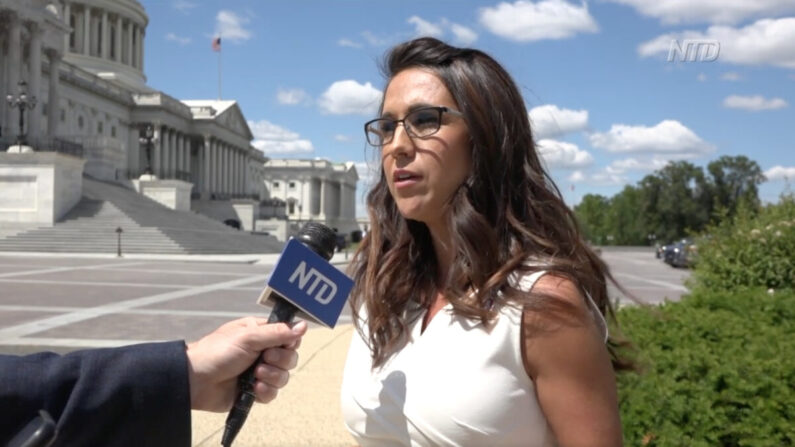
[78,116,84,130]
[288,201,296,214]
[110,26,116,59]
[111,126,117,138]
[42,104,47,116]
[60,109,65,122]
[69,15,76,50]
[97,121,103,135]
[289,182,296,189]
[273,181,280,188]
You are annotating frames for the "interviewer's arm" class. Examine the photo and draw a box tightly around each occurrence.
[522,275,622,447]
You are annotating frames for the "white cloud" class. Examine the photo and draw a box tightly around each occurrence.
[721,72,743,81]
[408,16,444,38]
[479,0,599,42]
[638,18,795,69]
[165,33,191,45]
[215,10,251,43]
[697,73,708,82]
[338,38,363,48]
[764,165,795,181]
[334,134,353,142]
[361,31,392,47]
[528,104,589,139]
[568,170,585,182]
[723,95,788,111]
[173,0,196,13]
[318,80,382,116]
[567,169,626,186]
[537,139,594,168]
[276,88,310,106]
[589,120,715,155]
[248,120,314,155]
[450,23,478,45]
[604,0,795,25]
[606,157,670,174]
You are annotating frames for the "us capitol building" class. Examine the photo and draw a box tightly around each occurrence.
[0,0,359,250]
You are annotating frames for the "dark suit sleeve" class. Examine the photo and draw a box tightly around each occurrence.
[0,341,192,447]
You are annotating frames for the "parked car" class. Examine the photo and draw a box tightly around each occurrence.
[664,238,696,268]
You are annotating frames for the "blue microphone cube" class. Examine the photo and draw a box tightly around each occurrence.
[257,238,354,328]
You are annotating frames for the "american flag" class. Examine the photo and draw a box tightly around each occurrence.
[212,36,221,52]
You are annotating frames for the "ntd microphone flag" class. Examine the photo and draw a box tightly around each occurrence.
[257,238,354,328]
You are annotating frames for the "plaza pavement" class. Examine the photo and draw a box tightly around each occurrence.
[0,247,689,446]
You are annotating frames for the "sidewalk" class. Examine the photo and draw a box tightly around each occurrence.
[191,324,356,447]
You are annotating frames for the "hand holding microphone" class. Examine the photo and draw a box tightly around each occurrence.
[221,223,355,447]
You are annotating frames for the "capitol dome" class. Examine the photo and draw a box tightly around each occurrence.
[62,0,149,90]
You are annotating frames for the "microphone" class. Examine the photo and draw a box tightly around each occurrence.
[221,223,354,447]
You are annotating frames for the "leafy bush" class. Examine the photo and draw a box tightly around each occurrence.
[616,288,794,446]
[691,195,795,291]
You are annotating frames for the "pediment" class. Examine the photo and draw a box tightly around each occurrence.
[215,103,253,140]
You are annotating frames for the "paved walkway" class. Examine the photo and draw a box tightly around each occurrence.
[191,324,355,447]
[0,248,688,446]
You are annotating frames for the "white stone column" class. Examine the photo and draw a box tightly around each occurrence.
[138,29,144,72]
[174,132,181,176]
[114,16,122,62]
[237,150,243,195]
[101,10,109,59]
[63,2,71,50]
[169,129,177,178]
[209,140,216,194]
[222,144,229,195]
[82,6,90,55]
[184,136,191,179]
[214,141,221,195]
[47,52,61,138]
[28,25,43,141]
[153,124,162,177]
[126,22,133,66]
[319,179,326,218]
[133,25,140,69]
[6,14,21,139]
[201,137,209,196]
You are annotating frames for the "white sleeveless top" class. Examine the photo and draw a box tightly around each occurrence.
[340,270,608,446]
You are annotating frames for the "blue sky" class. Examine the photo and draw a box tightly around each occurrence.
[140,0,795,216]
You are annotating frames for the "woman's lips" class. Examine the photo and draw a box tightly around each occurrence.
[393,169,421,188]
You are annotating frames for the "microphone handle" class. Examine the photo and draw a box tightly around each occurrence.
[221,296,297,447]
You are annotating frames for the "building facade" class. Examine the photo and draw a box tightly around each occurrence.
[263,159,358,236]
[0,0,266,205]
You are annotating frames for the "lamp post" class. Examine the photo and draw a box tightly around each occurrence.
[6,81,37,148]
[138,124,158,178]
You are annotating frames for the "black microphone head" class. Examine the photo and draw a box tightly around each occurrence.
[295,222,337,260]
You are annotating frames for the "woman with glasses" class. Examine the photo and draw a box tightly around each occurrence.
[341,37,624,446]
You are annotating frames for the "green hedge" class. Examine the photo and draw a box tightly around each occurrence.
[691,195,795,291]
[616,288,794,446]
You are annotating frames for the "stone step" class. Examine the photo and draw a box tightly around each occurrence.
[0,175,283,254]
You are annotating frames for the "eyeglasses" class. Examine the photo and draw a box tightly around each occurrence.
[364,106,464,147]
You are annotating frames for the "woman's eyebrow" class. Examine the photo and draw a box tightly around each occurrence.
[380,103,436,119]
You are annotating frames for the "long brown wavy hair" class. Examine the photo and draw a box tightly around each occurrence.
[350,37,630,370]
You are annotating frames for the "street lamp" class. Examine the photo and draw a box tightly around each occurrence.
[6,81,37,148]
[138,124,158,178]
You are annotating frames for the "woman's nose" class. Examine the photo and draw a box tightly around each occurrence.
[384,122,414,159]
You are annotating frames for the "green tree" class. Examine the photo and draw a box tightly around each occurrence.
[639,161,710,243]
[606,185,647,245]
[574,194,609,244]
[706,155,766,220]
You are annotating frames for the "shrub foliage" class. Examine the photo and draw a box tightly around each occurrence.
[616,288,794,446]
[691,195,795,291]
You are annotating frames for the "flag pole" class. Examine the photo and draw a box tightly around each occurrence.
[218,36,222,100]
